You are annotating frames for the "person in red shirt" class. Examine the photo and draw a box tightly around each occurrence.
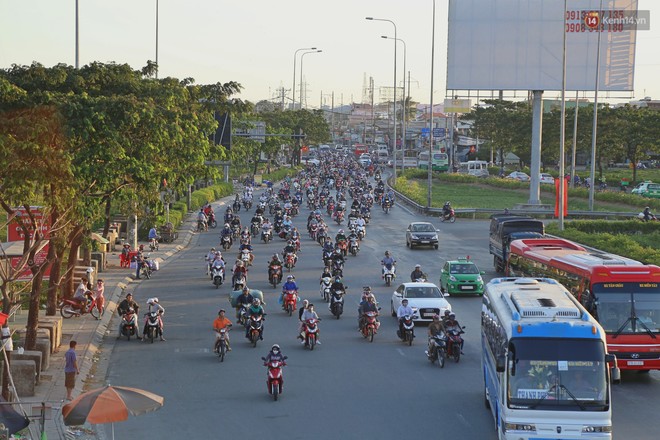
[213,309,233,352]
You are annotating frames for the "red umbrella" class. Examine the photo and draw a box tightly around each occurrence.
[62,385,164,438]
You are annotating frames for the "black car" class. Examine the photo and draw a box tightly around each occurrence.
[406,222,439,249]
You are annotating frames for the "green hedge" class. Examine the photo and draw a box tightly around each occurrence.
[263,166,301,182]
[546,221,660,266]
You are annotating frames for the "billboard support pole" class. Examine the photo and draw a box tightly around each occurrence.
[528,90,543,205]
[588,0,603,212]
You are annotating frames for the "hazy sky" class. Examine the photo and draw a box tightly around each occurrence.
[1,1,658,107]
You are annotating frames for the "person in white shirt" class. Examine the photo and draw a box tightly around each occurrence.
[396,298,415,339]
[143,298,166,341]
[205,248,218,274]
[298,303,321,345]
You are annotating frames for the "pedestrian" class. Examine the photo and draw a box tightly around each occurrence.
[64,340,79,401]
[93,279,105,316]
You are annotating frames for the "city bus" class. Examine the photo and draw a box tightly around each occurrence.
[417,151,449,172]
[507,237,660,371]
[482,277,617,439]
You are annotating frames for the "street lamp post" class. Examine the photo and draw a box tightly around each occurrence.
[428,0,437,208]
[382,35,407,154]
[292,47,316,110]
[155,0,159,78]
[366,17,397,182]
[75,0,79,68]
[299,50,322,110]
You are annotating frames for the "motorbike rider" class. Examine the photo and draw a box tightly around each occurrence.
[235,286,254,321]
[442,201,453,218]
[335,228,347,244]
[319,266,332,284]
[213,309,232,352]
[73,276,92,310]
[238,239,254,265]
[282,215,293,230]
[117,293,141,340]
[330,276,346,297]
[232,260,248,288]
[224,207,234,224]
[246,298,266,340]
[298,299,310,320]
[264,344,286,364]
[220,223,233,245]
[298,303,321,345]
[197,209,208,231]
[210,251,225,276]
[280,275,299,307]
[261,218,273,238]
[240,226,251,243]
[206,247,219,274]
[230,215,242,233]
[142,297,165,341]
[282,240,298,266]
[358,293,380,330]
[396,298,415,339]
[643,206,654,222]
[425,314,446,357]
[251,212,263,228]
[268,253,283,281]
[410,264,426,282]
[381,250,396,277]
[444,312,464,353]
[148,225,159,248]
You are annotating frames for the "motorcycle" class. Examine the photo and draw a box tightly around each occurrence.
[398,313,416,346]
[334,210,344,225]
[320,276,332,302]
[231,224,241,239]
[60,296,101,319]
[331,259,344,278]
[330,288,345,319]
[302,318,320,350]
[215,328,229,362]
[119,308,138,340]
[261,356,288,401]
[383,264,396,287]
[282,290,298,316]
[248,315,264,347]
[221,234,232,250]
[251,222,261,237]
[269,264,282,288]
[284,252,296,272]
[144,311,161,343]
[356,225,366,240]
[232,200,241,212]
[427,333,447,368]
[309,223,318,240]
[360,311,380,342]
[208,213,218,229]
[140,259,153,279]
[233,275,247,292]
[211,265,225,289]
[441,208,456,223]
[243,199,252,211]
[382,199,391,214]
[149,237,160,252]
[349,237,360,256]
[445,327,465,363]
[261,228,272,244]
[337,239,348,257]
[237,304,250,327]
[197,219,207,232]
[240,249,253,267]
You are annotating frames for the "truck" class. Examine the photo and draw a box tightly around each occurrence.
[489,214,544,273]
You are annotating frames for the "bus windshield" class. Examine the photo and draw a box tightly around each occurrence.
[508,338,608,410]
[591,283,660,334]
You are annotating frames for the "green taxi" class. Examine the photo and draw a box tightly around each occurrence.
[439,258,485,296]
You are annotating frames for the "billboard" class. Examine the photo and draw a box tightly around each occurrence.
[446,0,638,92]
[6,206,51,281]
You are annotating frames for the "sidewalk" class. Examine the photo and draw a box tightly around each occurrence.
[8,206,210,439]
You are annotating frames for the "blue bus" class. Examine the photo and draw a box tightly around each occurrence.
[482,277,619,440]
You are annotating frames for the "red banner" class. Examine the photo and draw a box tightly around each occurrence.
[6,207,51,280]
[554,177,569,218]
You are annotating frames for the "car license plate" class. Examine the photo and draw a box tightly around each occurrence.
[423,313,435,318]
[627,361,644,366]
[460,285,474,290]
[421,240,430,244]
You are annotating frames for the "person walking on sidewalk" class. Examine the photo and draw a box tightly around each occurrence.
[64,340,79,401]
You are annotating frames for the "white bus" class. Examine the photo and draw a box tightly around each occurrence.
[482,277,618,440]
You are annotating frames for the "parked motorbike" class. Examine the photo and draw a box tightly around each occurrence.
[330,287,345,319]
[320,276,332,302]
[212,265,225,289]
[60,296,101,319]
[302,318,320,350]
[282,290,298,316]
[383,263,396,287]
[144,311,161,343]
[427,333,447,368]
[398,314,416,346]
[215,328,229,362]
[269,264,282,288]
[248,315,264,347]
[441,208,456,223]
[360,311,380,342]
[119,308,138,340]
[261,356,287,401]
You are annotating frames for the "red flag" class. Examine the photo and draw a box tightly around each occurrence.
[554,177,568,218]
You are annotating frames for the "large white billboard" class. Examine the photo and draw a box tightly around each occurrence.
[446,0,639,92]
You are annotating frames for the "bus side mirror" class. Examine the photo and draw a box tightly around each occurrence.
[496,354,506,373]
[610,367,621,384]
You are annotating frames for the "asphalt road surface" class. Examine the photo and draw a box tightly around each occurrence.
[99,191,660,440]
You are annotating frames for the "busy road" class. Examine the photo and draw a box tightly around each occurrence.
[100,177,660,439]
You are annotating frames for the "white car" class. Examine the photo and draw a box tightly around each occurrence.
[540,173,555,184]
[507,171,531,182]
[390,282,452,322]
[302,157,320,166]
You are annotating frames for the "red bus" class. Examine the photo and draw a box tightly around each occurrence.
[353,144,368,157]
[507,238,660,371]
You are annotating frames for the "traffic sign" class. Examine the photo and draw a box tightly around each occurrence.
[433,127,445,138]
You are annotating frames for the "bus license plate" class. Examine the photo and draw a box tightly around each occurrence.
[627,361,644,366]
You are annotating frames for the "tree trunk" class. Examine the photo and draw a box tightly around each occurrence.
[25,268,45,351]
[81,227,92,266]
[102,197,112,237]
[63,226,83,300]
[46,244,66,316]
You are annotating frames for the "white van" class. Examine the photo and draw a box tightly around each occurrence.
[377,150,389,163]
[458,160,489,178]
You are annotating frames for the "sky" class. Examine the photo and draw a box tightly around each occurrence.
[1,0,658,108]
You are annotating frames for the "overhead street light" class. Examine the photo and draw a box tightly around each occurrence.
[292,47,317,110]
[366,16,398,182]
[300,50,322,110]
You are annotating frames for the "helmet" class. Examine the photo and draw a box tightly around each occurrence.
[402,298,409,303]
[287,275,294,281]
[302,299,309,306]
[236,260,244,267]
[272,254,279,259]
[242,287,250,293]
[253,299,261,306]
[449,312,456,319]
[445,201,450,205]
[385,250,390,256]
[444,310,451,317]
[432,314,440,320]
[338,229,344,234]
[218,309,226,314]
[147,298,155,305]
[224,223,230,228]
[271,344,280,352]
[335,277,341,283]
[368,295,375,302]
[415,264,421,268]
[211,247,216,251]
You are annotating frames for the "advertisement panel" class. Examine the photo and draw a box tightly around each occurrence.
[447,0,639,91]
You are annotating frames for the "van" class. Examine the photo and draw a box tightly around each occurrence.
[377,150,389,163]
[318,144,331,153]
[458,160,489,178]
[632,181,660,198]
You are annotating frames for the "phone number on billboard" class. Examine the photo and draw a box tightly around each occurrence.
[565,22,626,33]
[565,9,629,33]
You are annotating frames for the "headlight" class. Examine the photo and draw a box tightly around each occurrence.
[504,423,536,432]
[432,234,438,240]
[410,234,419,239]
[582,426,612,433]
[449,275,457,282]
[476,275,483,283]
